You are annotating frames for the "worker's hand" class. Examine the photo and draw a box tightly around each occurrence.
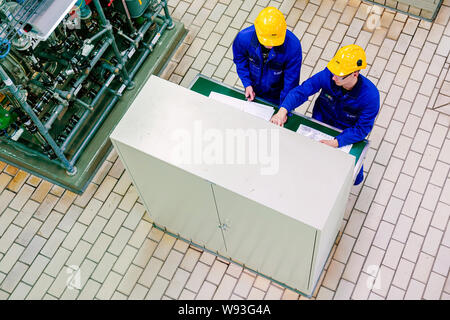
[245,86,255,101]
[270,108,288,126]
[320,139,339,148]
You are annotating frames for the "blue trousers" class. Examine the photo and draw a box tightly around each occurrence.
[355,165,364,185]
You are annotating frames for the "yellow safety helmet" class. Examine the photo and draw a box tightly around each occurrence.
[254,7,287,47]
[327,44,367,77]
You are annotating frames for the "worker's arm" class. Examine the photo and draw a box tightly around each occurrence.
[279,45,302,103]
[271,69,326,126]
[232,33,252,90]
[335,91,380,147]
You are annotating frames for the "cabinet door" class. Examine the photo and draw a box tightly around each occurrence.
[113,141,225,250]
[212,183,317,293]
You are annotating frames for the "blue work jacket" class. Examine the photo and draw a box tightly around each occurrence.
[232,25,302,105]
[280,68,380,147]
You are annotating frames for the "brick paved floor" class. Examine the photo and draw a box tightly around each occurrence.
[0,0,449,300]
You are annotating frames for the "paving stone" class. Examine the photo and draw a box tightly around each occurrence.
[33,194,59,222]
[94,176,118,202]
[77,279,101,300]
[118,185,139,212]
[422,184,442,212]
[233,272,255,298]
[16,218,42,247]
[427,24,445,44]
[402,233,424,263]
[196,281,217,300]
[123,202,146,231]
[9,282,32,300]
[98,192,123,219]
[108,227,133,256]
[82,216,107,244]
[419,42,437,63]
[0,173,12,194]
[74,183,98,208]
[186,262,210,293]
[353,226,376,256]
[7,170,29,193]
[128,219,152,249]
[0,201,17,235]
[19,235,46,265]
[382,196,402,225]
[0,243,25,274]
[41,229,67,258]
[322,259,345,291]
[0,224,21,254]
[62,222,87,251]
[432,243,450,276]
[159,250,184,280]
[54,191,77,214]
[96,272,122,300]
[410,167,431,194]
[213,274,237,299]
[44,247,70,277]
[66,240,91,268]
[38,211,63,239]
[422,226,444,257]
[405,279,425,299]
[383,157,403,184]
[128,283,148,300]
[115,264,143,296]
[112,173,132,196]
[165,268,191,299]
[9,184,35,212]
[403,46,421,67]
[92,252,117,283]
[392,258,415,290]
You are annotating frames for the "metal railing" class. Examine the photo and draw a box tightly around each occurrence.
[363,0,444,21]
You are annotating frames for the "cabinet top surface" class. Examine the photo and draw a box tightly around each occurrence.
[110,76,355,230]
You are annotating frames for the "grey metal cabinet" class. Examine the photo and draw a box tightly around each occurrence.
[110,75,355,296]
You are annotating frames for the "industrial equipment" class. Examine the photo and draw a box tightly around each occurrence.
[0,0,184,192]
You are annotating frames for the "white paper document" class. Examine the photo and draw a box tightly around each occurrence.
[296,124,352,154]
[208,92,275,121]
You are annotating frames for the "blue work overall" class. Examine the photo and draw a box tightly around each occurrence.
[232,25,302,105]
[280,68,380,185]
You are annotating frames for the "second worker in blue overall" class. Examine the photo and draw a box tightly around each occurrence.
[271,45,380,185]
[232,7,302,105]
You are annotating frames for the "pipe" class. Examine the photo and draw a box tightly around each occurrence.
[70,94,120,164]
[92,0,132,86]
[86,27,109,44]
[68,38,112,96]
[44,104,65,129]
[65,11,172,161]
[161,0,174,29]
[121,0,136,32]
[0,64,75,173]
[61,108,90,151]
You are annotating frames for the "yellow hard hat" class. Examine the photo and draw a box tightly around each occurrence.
[254,7,287,47]
[327,44,367,76]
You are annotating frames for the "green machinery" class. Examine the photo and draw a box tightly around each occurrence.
[0,0,184,193]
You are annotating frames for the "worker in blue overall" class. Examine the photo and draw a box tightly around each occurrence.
[271,45,380,185]
[232,7,302,105]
